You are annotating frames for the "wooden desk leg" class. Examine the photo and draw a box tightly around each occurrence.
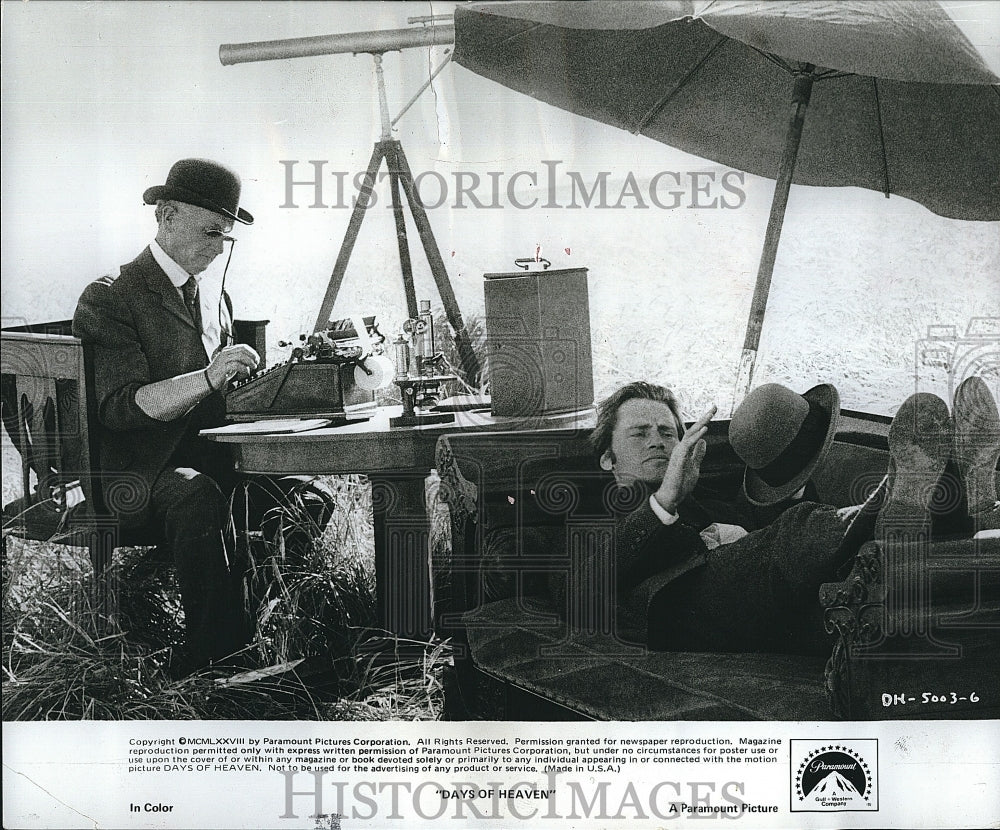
[370,472,433,644]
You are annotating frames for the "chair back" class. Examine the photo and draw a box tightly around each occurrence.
[1,322,99,524]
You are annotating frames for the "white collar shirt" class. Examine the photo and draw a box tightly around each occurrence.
[149,240,229,359]
[647,495,748,550]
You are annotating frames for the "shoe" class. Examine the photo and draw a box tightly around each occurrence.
[876,393,953,543]
[952,376,1000,532]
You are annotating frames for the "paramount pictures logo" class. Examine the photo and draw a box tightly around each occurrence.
[790,739,878,812]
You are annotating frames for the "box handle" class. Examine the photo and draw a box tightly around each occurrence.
[514,257,551,271]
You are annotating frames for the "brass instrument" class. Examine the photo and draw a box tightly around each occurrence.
[390,301,457,427]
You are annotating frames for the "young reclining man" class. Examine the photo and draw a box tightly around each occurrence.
[539,377,999,653]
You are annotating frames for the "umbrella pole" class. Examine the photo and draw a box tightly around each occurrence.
[732,69,814,412]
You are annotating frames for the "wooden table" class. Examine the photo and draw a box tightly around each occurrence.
[203,405,595,641]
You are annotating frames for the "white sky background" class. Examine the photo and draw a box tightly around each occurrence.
[2,0,998,416]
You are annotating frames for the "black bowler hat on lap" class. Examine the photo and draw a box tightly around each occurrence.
[143,158,253,225]
[729,382,840,506]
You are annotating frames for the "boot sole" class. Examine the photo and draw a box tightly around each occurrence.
[953,376,1000,517]
[876,393,952,539]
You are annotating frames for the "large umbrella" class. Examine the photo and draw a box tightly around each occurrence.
[452,0,1000,405]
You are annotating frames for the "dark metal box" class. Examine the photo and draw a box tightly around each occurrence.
[483,267,594,416]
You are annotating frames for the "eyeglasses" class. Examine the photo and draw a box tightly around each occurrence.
[172,203,235,241]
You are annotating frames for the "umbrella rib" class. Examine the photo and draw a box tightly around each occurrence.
[813,68,853,81]
[747,53,851,82]
[871,77,891,199]
[748,45,794,75]
[497,22,546,48]
[631,33,728,134]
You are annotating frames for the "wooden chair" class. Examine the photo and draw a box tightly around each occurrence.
[1,318,268,623]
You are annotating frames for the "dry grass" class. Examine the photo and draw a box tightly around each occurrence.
[0,313,494,722]
[2,476,451,721]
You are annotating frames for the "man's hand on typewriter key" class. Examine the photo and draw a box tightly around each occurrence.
[136,344,260,420]
[207,344,260,389]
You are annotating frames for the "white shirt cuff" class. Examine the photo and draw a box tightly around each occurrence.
[648,494,679,525]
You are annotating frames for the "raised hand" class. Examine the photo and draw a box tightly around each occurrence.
[654,405,717,513]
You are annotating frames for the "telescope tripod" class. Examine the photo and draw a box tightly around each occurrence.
[313,104,479,381]
[221,23,478,382]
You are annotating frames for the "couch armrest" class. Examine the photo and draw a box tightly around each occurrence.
[821,537,1000,720]
[820,542,883,718]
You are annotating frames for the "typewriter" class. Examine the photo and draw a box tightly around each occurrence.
[225,315,385,422]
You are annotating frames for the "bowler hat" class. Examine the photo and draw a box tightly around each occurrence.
[729,383,840,506]
[143,158,253,224]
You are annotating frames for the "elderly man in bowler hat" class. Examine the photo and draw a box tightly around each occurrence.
[73,158,327,671]
[541,376,999,653]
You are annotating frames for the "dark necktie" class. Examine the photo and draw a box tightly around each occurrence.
[182,276,202,333]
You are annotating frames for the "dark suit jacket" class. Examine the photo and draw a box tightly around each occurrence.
[72,247,231,527]
[485,470,757,642]
[560,478,763,641]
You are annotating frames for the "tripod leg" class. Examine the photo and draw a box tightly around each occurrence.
[386,142,419,320]
[394,146,481,384]
[314,142,387,332]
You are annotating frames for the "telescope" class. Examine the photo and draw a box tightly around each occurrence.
[219,22,455,65]
[218,15,481,385]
